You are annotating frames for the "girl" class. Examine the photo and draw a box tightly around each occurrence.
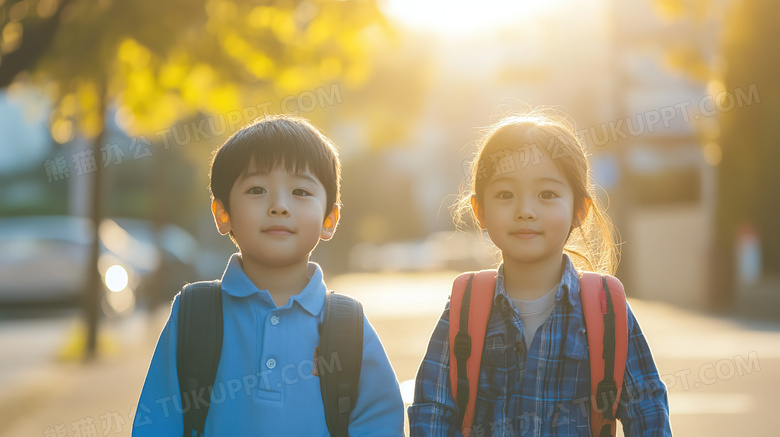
[408,113,671,436]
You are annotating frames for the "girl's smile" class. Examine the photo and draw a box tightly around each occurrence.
[510,228,542,238]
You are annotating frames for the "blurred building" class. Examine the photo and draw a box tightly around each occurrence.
[607,0,731,309]
[346,0,744,311]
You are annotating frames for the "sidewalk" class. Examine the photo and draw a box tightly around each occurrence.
[2,271,779,437]
[0,309,167,437]
[735,274,780,321]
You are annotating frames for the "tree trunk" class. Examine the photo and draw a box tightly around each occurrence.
[83,77,107,360]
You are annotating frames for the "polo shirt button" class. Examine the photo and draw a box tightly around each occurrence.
[270,315,280,325]
[266,358,276,369]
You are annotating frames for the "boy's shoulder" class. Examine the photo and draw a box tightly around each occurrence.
[173,280,222,307]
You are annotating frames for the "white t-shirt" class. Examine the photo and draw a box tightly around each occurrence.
[511,285,558,346]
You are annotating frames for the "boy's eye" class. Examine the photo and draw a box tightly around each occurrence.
[495,191,514,200]
[539,190,558,200]
[248,186,267,195]
[292,188,312,197]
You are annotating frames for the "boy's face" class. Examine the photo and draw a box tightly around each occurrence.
[213,164,338,268]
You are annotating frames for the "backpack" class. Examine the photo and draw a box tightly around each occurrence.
[448,270,629,437]
[175,280,364,437]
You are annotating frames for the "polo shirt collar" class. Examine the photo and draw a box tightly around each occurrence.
[494,253,580,309]
[219,253,327,316]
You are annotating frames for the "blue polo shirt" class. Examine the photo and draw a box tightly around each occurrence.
[133,254,404,435]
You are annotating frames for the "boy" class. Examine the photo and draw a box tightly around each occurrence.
[133,115,404,435]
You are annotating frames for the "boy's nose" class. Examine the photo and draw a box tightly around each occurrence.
[268,197,290,216]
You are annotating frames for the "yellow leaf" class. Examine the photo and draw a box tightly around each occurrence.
[160,57,189,89]
[306,17,330,45]
[665,46,710,81]
[51,118,74,144]
[122,92,183,137]
[220,32,251,59]
[320,58,341,81]
[2,21,23,53]
[271,9,297,43]
[248,53,275,79]
[206,0,237,21]
[80,111,103,138]
[59,94,77,117]
[248,6,274,29]
[185,63,216,93]
[78,82,99,112]
[276,66,312,95]
[128,69,155,100]
[37,0,58,19]
[118,38,150,68]
[344,61,369,88]
[654,0,684,20]
[207,84,240,114]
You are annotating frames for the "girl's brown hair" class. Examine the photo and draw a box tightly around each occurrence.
[455,111,619,275]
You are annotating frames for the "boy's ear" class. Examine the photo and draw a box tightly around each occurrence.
[211,200,232,235]
[572,197,592,228]
[320,204,341,241]
[470,194,487,229]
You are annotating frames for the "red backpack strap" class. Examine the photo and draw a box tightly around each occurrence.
[580,272,629,437]
[448,270,496,437]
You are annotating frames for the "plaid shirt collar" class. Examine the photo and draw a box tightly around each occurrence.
[493,253,581,311]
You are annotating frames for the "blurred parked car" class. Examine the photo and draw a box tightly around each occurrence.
[0,215,200,314]
[107,217,200,305]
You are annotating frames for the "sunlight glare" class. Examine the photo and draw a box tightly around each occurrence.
[381,0,566,37]
[105,264,129,292]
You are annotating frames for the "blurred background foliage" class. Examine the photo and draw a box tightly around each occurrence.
[4,0,390,136]
[651,0,780,284]
[1,2,779,431]
[715,0,780,277]
[0,0,430,243]
[0,0,778,317]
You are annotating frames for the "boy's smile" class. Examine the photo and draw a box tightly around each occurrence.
[263,225,294,235]
[215,165,337,270]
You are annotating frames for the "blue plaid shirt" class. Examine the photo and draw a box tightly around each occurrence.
[408,255,672,436]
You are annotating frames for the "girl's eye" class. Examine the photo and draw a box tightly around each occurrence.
[293,188,312,197]
[248,186,266,195]
[495,191,514,200]
[539,190,558,200]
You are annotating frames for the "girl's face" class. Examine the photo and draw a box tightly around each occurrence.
[474,151,575,268]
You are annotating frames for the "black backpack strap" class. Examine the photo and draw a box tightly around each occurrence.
[319,292,364,437]
[454,274,475,427]
[176,280,223,437]
[596,276,617,426]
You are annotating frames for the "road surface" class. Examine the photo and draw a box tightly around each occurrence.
[1,271,776,436]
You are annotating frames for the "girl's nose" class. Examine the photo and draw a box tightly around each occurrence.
[515,196,537,220]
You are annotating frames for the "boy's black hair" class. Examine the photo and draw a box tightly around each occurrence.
[209,115,341,224]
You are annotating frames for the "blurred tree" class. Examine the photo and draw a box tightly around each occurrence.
[310,30,435,274]
[651,0,724,82]
[653,0,779,307]
[0,0,387,358]
[336,30,433,150]
[0,0,74,87]
[715,0,780,301]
